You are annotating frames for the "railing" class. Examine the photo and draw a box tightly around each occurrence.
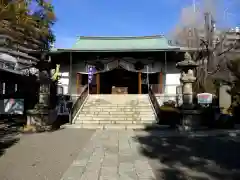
[150,84,183,107]
[148,86,161,122]
[150,84,181,95]
[70,85,88,124]
[151,84,164,94]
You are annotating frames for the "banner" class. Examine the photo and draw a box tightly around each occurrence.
[88,65,96,84]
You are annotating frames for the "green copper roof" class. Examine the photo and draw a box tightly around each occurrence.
[71,35,180,51]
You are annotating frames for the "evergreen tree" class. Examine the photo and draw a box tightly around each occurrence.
[0,0,56,53]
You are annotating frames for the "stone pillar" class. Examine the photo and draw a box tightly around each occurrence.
[182,76,194,106]
[138,71,142,94]
[39,83,50,106]
[38,70,51,107]
[219,84,231,114]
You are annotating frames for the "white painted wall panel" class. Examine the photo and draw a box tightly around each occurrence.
[165,73,181,94]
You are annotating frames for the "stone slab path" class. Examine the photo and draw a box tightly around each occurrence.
[61,130,156,180]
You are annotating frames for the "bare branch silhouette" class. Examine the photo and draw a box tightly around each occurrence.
[170,0,239,93]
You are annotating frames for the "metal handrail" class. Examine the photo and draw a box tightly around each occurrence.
[150,84,182,95]
[148,86,161,122]
[70,85,88,124]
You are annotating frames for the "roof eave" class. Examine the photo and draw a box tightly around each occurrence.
[49,48,181,53]
[0,67,25,75]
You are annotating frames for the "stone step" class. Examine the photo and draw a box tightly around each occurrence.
[99,110,153,113]
[75,120,155,124]
[80,109,153,113]
[73,94,156,129]
[85,103,151,106]
[77,113,155,117]
[77,114,155,121]
[87,95,149,99]
[83,105,152,107]
[82,105,153,108]
[85,99,151,101]
[79,111,154,115]
[80,110,154,114]
[76,116,156,120]
[64,123,156,129]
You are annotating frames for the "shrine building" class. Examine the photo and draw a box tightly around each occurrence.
[50,35,187,96]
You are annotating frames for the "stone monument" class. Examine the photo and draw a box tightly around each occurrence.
[176,52,201,131]
[219,84,232,114]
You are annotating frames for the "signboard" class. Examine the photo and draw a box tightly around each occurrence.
[197,93,213,104]
[88,66,96,84]
[0,98,25,115]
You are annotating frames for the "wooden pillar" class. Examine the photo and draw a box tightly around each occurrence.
[76,73,81,94]
[159,71,163,94]
[138,72,142,94]
[69,52,72,95]
[96,73,100,94]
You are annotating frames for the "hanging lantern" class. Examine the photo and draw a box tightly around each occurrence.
[134,61,144,70]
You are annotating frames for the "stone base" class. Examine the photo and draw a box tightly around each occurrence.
[179,109,201,131]
[26,109,53,132]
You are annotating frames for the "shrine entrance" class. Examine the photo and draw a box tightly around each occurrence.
[100,67,138,94]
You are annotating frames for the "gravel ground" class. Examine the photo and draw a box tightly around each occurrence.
[0,128,94,180]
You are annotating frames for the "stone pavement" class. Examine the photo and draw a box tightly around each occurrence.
[0,128,94,180]
[61,130,156,180]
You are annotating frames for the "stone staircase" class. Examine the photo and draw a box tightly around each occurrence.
[72,94,157,129]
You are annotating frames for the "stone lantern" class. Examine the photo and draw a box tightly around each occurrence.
[25,56,57,132]
[176,52,201,131]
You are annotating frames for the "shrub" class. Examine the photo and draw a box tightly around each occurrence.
[159,101,180,128]
[163,100,176,108]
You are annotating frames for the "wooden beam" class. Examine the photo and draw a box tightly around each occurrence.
[96,73,100,94]
[159,71,163,93]
[76,73,81,94]
[138,72,142,94]
[69,52,72,95]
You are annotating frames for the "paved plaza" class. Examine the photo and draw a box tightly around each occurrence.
[61,129,155,180]
[1,126,240,180]
[0,128,94,180]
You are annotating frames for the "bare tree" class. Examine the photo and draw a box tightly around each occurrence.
[171,0,240,93]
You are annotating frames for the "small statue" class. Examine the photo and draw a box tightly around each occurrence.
[52,64,60,81]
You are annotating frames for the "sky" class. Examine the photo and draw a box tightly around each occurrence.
[51,0,240,48]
